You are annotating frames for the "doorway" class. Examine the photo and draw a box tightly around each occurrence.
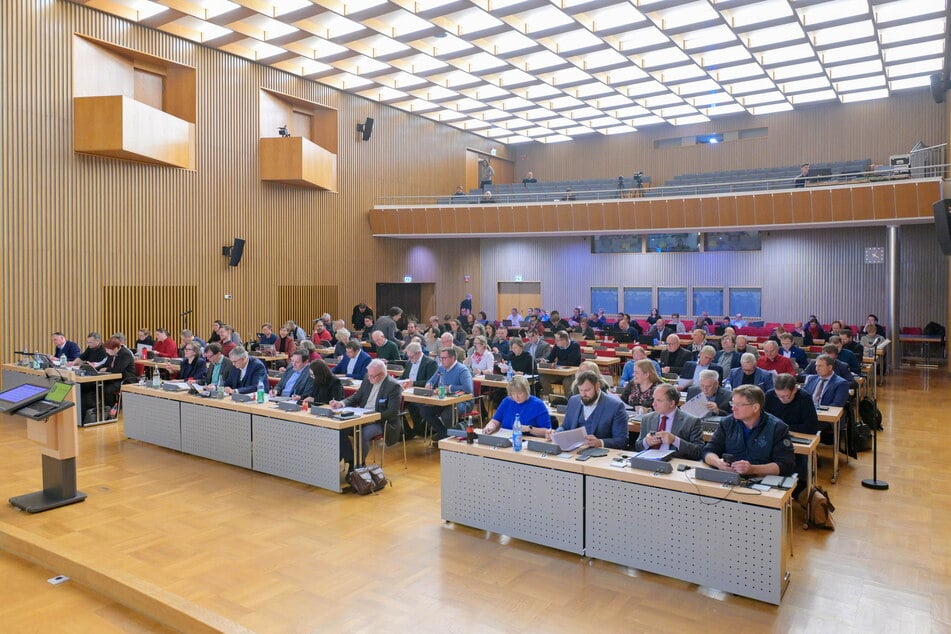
[497,281,542,321]
[466,149,514,192]
[376,283,436,326]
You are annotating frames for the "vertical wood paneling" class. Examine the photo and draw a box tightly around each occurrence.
[477,225,947,330]
[1,2,488,359]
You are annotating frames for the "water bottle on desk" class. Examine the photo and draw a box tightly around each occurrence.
[151,368,161,388]
[216,375,225,399]
[506,366,513,382]
[256,380,265,403]
[60,354,67,367]
[512,414,523,452]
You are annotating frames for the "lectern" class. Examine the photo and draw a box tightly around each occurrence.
[10,401,87,513]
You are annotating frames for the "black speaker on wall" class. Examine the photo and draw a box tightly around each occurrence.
[222,238,246,266]
[934,200,951,255]
[930,72,948,104]
[356,117,374,141]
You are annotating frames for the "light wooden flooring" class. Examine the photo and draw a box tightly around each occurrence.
[0,369,949,633]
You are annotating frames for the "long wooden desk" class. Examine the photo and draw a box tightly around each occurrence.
[121,384,380,493]
[439,438,791,604]
[3,363,122,426]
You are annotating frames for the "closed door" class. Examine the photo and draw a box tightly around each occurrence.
[376,283,425,326]
[497,282,542,320]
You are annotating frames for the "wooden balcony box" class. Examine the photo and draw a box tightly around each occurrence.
[259,136,337,191]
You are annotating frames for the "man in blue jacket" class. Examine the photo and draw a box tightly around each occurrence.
[223,346,268,395]
[421,347,474,441]
[333,340,372,380]
[270,350,315,400]
[553,371,628,449]
[703,385,796,477]
[727,353,774,392]
[802,355,849,408]
[52,331,81,361]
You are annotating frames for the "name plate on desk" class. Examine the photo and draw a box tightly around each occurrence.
[414,388,434,397]
[527,440,561,454]
[312,407,334,417]
[477,434,512,448]
[277,401,301,412]
[231,393,254,403]
[694,467,741,485]
[628,456,673,473]
[483,374,506,381]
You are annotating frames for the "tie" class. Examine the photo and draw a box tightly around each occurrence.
[813,378,827,406]
[658,415,668,433]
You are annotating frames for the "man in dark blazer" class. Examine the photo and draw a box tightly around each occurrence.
[223,346,268,395]
[270,350,315,400]
[728,353,774,393]
[659,334,692,375]
[525,330,550,362]
[331,359,404,468]
[201,343,233,390]
[679,346,725,384]
[51,331,81,362]
[715,335,742,370]
[802,344,853,383]
[635,383,704,460]
[333,340,372,380]
[400,342,438,438]
[802,355,849,407]
[685,370,733,417]
[554,371,628,449]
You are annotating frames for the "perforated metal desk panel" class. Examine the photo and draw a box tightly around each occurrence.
[123,390,181,451]
[439,441,585,555]
[585,475,788,605]
[252,414,343,492]
[181,402,251,468]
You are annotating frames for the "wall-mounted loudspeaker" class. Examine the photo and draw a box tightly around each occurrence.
[222,238,246,266]
[356,117,374,141]
[934,200,951,256]
[930,72,948,104]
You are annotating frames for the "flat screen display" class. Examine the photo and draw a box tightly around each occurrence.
[0,383,48,412]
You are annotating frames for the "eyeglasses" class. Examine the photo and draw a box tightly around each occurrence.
[731,401,755,409]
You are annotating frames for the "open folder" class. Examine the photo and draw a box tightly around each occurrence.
[551,426,587,451]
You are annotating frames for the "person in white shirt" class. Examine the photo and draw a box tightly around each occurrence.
[508,308,523,327]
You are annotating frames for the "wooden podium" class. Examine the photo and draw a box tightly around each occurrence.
[9,402,87,513]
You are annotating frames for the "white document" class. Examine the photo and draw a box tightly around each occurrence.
[344,407,372,415]
[164,382,191,391]
[681,393,713,419]
[551,426,587,451]
[635,448,676,461]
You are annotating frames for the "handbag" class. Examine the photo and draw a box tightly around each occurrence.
[807,485,836,530]
[347,463,389,495]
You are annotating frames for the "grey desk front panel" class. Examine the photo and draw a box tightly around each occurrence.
[123,391,181,451]
[252,415,343,492]
[585,476,786,604]
[441,450,584,554]
[180,402,251,468]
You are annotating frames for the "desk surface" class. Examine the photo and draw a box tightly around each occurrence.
[121,384,379,430]
[400,387,472,407]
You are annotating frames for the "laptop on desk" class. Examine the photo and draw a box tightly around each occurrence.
[15,382,72,418]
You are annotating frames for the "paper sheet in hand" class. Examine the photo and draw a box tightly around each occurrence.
[551,426,587,451]
[681,393,713,419]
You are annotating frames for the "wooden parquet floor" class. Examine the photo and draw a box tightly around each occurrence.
[1,368,949,633]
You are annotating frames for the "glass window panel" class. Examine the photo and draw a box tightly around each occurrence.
[658,288,688,316]
[729,288,762,318]
[623,287,653,316]
[692,288,724,318]
[704,231,762,251]
[590,287,619,316]
[646,233,699,252]
[591,235,643,253]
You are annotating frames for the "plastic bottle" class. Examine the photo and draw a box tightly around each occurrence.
[512,413,523,452]
[506,366,514,382]
[216,374,225,398]
[151,368,161,388]
[60,354,68,367]
[256,380,265,403]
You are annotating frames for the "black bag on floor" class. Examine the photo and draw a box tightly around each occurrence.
[859,396,884,431]
[850,419,873,453]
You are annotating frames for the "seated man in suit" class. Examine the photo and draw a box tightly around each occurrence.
[685,369,733,417]
[330,359,403,470]
[659,334,692,375]
[687,328,717,357]
[728,353,774,392]
[635,383,704,460]
[828,334,861,375]
[270,350,315,400]
[778,333,807,371]
[766,373,820,498]
[839,328,864,358]
[647,319,675,342]
[70,331,108,368]
[333,340,372,380]
[371,330,400,363]
[51,331,81,362]
[199,343,233,391]
[703,385,796,477]
[679,345,725,385]
[420,347,474,442]
[757,340,797,375]
[714,335,742,370]
[549,370,627,449]
[222,346,268,395]
[802,355,849,408]
[399,342,438,439]
[525,330,550,362]
[802,344,853,382]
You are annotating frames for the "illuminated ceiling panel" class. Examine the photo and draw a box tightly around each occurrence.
[78,0,949,144]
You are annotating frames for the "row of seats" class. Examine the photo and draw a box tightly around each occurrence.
[656,159,872,196]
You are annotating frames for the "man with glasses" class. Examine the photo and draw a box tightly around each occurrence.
[70,332,107,368]
[200,343,232,390]
[270,350,314,400]
[331,359,403,470]
[702,384,796,477]
[635,383,703,459]
[766,373,819,498]
[659,333,692,375]
[400,342,437,439]
[420,348,474,442]
[222,346,268,395]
